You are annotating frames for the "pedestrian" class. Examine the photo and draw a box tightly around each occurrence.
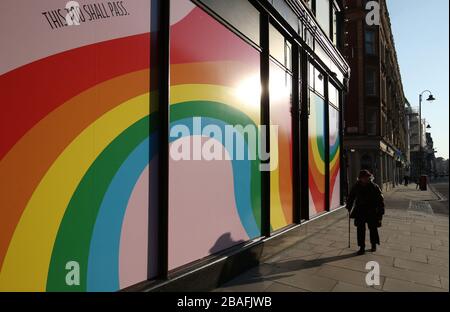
[403,175,409,186]
[346,169,385,255]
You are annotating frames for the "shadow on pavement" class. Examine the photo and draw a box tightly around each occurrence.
[222,249,360,287]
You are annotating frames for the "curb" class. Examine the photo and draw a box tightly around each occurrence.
[428,183,448,201]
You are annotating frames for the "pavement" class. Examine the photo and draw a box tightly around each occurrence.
[214,183,449,292]
[428,178,449,216]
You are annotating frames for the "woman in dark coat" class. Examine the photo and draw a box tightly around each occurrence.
[346,170,385,255]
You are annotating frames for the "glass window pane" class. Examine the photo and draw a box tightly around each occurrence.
[309,91,326,216]
[1,0,155,292]
[329,106,341,209]
[271,0,300,34]
[316,0,331,37]
[366,68,377,95]
[169,0,261,270]
[270,24,285,64]
[366,107,378,135]
[270,24,292,71]
[365,30,376,55]
[270,61,293,231]
[328,82,339,106]
[285,41,292,71]
[199,0,260,45]
[314,69,325,96]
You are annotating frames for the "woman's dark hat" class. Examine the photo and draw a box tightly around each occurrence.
[359,169,372,179]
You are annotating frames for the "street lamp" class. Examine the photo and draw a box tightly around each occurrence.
[419,90,436,175]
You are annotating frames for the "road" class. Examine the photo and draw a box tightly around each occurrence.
[430,179,449,216]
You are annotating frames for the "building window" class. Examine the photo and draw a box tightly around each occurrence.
[316,0,331,38]
[315,71,324,96]
[365,30,376,55]
[328,82,339,107]
[309,62,325,97]
[309,91,326,216]
[270,24,292,71]
[199,0,260,45]
[329,106,341,210]
[270,61,294,231]
[366,107,378,135]
[169,0,261,270]
[366,68,377,96]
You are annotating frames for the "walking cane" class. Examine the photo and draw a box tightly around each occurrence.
[348,202,355,248]
[348,210,351,248]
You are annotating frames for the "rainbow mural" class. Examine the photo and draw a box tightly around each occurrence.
[0,0,344,291]
[0,1,155,292]
[269,62,294,231]
[329,107,341,210]
[308,93,326,216]
[168,0,261,270]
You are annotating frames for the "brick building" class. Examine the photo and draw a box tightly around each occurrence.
[341,0,408,191]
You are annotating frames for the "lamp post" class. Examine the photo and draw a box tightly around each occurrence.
[418,90,436,175]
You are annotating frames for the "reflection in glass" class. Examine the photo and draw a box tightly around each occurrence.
[316,0,331,37]
[269,61,293,231]
[309,92,326,217]
[269,24,292,71]
[199,0,260,45]
[329,106,340,210]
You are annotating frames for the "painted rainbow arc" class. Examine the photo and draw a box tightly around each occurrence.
[309,93,327,216]
[0,34,155,292]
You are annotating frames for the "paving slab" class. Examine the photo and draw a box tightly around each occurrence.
[394,258,449,276]
[263,282,309,292]
[332,281,382,292]
[382,278,446,292]
[315,265,384,290]
[379,265,442,288]
[273,271,338,292]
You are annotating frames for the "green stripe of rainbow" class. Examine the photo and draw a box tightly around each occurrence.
[0,81,263,291]
[0,87,151,291]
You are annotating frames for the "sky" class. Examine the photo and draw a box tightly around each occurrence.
[387,0,449,159]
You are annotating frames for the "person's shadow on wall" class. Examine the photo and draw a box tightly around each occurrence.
[209,233,262,287]
[209,233,244,254]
